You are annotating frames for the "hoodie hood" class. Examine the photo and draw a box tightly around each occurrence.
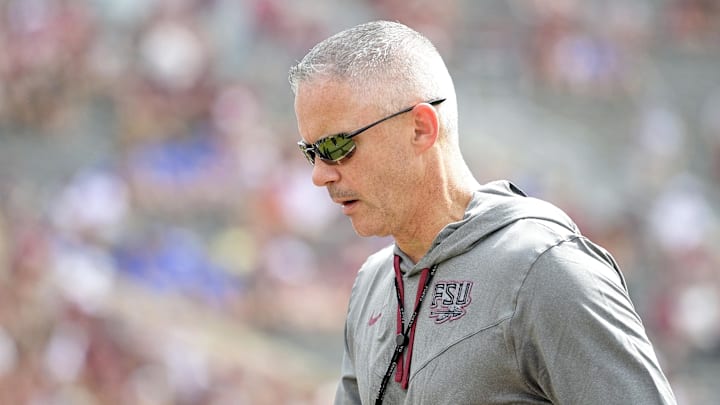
[395,180,580,275]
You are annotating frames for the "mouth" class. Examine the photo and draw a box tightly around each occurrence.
[329,188,360,214]
[339,199,359,215]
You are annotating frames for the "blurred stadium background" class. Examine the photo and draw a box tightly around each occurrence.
[0,0,719,403]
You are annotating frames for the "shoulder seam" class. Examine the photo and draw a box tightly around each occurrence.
[509,231,581,395]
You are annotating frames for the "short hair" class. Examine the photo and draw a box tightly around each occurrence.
[289,20,457,136]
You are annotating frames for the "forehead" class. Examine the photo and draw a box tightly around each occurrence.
[294,78,378,143]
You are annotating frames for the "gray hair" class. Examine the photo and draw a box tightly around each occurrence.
[289,20,458,136]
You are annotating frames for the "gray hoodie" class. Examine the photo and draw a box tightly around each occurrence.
[335,181,676,404]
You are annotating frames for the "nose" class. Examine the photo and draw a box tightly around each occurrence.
[311,159,340,187]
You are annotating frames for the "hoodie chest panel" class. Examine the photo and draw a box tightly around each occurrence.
[400,259,535,403]
[354,265,540,404]
[352,222,569,404]
[349,267,402,401]
[407,324,549,404]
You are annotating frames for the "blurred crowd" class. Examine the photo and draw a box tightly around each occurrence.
[0,0,719,403]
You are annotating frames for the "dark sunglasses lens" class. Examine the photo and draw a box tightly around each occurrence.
[317,136,355,161]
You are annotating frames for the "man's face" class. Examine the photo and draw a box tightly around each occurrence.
[294,79,421,238]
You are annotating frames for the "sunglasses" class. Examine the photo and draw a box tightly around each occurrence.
[297,98,446,166]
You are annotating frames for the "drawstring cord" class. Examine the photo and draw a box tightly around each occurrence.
[375,256,437,404]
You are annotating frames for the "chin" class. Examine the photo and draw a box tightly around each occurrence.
[351,225,375,238]
[350,220,388,238]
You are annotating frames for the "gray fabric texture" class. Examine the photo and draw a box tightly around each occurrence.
[334,180,676,405]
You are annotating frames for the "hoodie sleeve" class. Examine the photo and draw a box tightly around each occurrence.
[334,269,363,405]
[334,320,361,405]
[511,235,676,405]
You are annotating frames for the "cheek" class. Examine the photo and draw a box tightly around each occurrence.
[355,134,420,201]
[366,163,415,214]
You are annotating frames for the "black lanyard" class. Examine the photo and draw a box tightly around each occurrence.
[375,263,438,405]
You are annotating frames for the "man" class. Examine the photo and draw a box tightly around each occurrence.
[289,20,676,405]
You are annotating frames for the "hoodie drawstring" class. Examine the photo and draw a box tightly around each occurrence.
[393,255,432,389]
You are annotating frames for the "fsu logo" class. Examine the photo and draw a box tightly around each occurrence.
[429,281,473,324]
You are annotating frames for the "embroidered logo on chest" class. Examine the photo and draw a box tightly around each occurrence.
[429,281,473,324]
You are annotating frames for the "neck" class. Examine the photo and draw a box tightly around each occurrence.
[395,160,479,263]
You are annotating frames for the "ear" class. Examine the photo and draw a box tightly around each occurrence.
[411,102,440,154]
